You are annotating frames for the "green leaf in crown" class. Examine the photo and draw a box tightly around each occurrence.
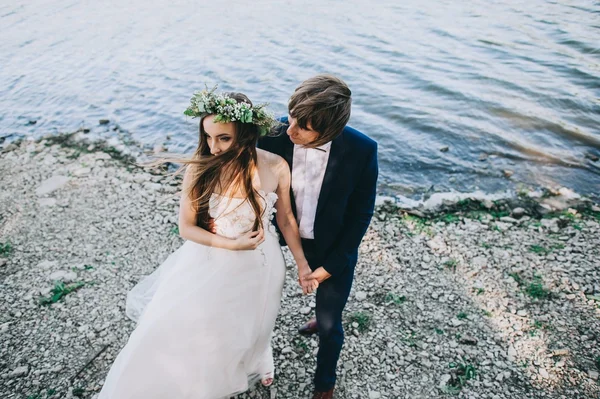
[183,85,277,136]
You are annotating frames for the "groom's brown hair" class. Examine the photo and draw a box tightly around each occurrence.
[288,74,352,148]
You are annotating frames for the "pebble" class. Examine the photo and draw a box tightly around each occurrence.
[511,207,526,218]
[507,346,517,361]
[300,307,311,315]
[39,198,57,207]
[355,291,368,301]
[35,175,70,196]
[48,270,78,283]
[459,335,478,346]
[73,167,92,176]
[9,366,29,378]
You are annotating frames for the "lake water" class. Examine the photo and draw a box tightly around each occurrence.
[2,0,599,199]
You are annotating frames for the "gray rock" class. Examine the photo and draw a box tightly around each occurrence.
[48,270,78,283]
[356,291,368,301]
[37,260,57,270]
[144,182,163,191]
[427,236,447,251]
[494,222,512,232]
[511,207,526,218]
[450,319,463,327]
[471,256,487,268]
[73,167,92,176]
[459,335,478,346]
[439,373,451,389]
[36,175,70,196]
[10,366,29,378]
[38,198,57,207]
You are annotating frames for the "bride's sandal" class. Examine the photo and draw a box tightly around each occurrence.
[261,371,274,387]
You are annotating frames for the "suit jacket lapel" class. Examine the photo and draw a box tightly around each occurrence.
[282,135,294,170]
[316,133,345,217]
[282,135,297,216]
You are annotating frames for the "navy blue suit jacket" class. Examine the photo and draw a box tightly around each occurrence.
[258,117,378,276]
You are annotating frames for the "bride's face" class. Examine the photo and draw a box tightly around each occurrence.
[203,115,236,156]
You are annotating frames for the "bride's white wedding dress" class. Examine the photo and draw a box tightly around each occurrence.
[99,190,285,399]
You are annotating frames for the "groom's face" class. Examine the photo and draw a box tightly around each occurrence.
[287,116,319,146]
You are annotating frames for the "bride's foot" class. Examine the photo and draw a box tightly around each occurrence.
[261,371,274,387]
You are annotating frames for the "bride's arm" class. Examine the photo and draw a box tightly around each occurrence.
[273,158,316,292]
[178,166,264,250]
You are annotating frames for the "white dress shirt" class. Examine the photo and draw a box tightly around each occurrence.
[291,142,332,239]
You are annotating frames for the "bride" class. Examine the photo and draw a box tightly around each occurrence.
[99,89,317,398]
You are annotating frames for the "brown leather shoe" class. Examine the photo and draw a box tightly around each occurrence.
[312,388,334,399]
[298,317,318,336]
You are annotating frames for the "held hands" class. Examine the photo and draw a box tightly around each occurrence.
[306,267,331,284]
[232,229,265,250]
[297,261,318,295]
[297,263,332,295]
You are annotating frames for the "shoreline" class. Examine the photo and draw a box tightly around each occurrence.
[1,134,599,398]
[4,130,598,218]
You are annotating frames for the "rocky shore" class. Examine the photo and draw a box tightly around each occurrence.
[1,134,599,399]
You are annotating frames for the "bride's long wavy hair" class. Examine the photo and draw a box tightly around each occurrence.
[174,93,265,232]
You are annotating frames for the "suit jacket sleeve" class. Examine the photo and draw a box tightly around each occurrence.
[322,143,378,276]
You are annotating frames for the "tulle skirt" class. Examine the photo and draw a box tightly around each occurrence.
[99,233,285,399]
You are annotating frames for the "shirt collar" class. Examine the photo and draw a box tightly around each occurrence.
[318,141,333,152]
[295,141,332,152]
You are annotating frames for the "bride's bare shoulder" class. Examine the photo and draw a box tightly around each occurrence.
[257,148,286,166]
[257,148,289,176]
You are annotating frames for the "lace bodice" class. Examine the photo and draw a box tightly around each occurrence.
[209,190,278,239]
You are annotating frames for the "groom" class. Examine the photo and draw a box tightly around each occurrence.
[259,74,378,398]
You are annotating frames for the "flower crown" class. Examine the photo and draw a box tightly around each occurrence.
[184,87,277,136]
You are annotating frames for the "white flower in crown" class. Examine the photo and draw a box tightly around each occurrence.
[184,86,277,136]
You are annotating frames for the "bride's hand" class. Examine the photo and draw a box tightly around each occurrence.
[301,276,319,295]
[232,229,265,250]
[297,261,311,286]
[297,261,318,294]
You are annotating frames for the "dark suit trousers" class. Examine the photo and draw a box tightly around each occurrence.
[302,239,355,391]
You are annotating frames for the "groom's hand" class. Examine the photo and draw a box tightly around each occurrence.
[306,267,331,284]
